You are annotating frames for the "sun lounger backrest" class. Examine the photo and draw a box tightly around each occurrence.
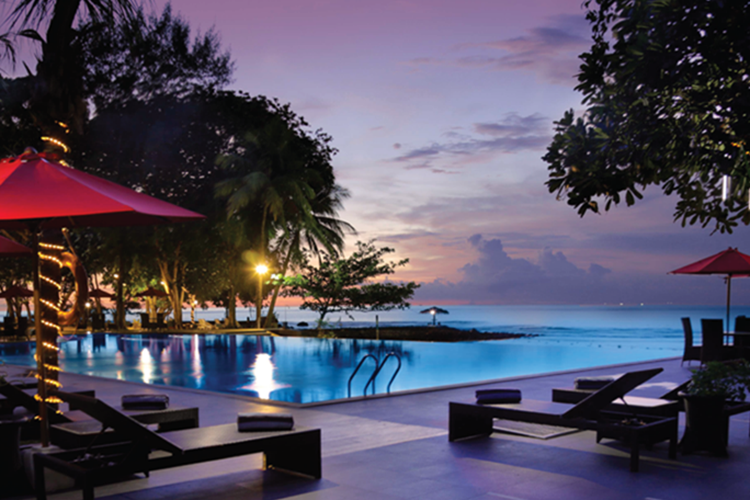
[561,368,663,419]
[0,382,72,424]
[53,390,182,455]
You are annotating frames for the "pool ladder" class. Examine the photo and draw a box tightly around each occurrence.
[347,352,402,398]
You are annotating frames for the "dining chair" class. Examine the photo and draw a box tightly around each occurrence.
[701,319,729,364]
[681,317,701,366]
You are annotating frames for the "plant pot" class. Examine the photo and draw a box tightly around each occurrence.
[680,394,728,456]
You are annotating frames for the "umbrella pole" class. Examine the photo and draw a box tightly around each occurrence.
[32,224,50,447]
[727,275,732,332]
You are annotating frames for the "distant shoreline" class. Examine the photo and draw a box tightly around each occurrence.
[279,325,529,342]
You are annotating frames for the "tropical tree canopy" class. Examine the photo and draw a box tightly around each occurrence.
[283,241,419,326]
[544,0,750,233]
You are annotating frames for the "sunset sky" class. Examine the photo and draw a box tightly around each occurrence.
[13,0,750,306]
[147,0,750,306]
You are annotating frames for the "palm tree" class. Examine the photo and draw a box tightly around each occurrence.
[264,182,354,327]
[5,0,135,140]
[216,113,352,328]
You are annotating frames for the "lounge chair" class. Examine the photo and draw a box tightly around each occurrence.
[681,317,701,365]
[552,379,688,415]
[0,383,199,445]
[449,368,678,472]
[33,391,321,499]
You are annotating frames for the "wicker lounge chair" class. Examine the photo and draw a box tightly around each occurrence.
[682,317,701,365]
[33,391,321,499]
[449,368,678,472]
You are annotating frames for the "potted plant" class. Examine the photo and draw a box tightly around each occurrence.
[680,360,750,455]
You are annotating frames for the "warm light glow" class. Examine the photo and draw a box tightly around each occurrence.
[39,242,65,250]
[139,348,153,384]
[40,136,70,153]
[256,264,268,275]
[243,353,289,399]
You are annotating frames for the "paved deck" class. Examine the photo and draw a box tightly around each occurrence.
[7,357,750,500]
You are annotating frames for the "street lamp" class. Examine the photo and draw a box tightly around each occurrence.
[255,264,268,328]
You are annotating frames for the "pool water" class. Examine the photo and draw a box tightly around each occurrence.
[0,332,679,404]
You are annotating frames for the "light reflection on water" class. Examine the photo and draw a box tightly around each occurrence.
[0,332,679,404]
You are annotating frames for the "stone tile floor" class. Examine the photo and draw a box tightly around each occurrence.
[6,357,750,500]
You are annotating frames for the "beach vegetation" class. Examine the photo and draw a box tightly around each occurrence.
[545,0,750,234]
[283,241,419,327]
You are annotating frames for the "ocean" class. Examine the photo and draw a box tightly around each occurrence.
[177,303,747,351]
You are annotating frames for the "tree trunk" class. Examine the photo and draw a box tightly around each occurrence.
[264,231,299,328]
[227,283,237,328]
[255,206,268,328]
[115,236,128,330]
[157,244,184,329]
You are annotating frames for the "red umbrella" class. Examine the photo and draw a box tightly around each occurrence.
[0,149,204,446]
[0,284,34,298]
[135,286,168,298]
[0,150,204,229]
[0,235,32,257]
[669,247,750,328]
[88,288,114,299]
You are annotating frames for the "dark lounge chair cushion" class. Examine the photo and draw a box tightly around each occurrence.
[237,413,294,431]
[574,376,615,390]
[475,388,521,404]
[121,394,170,410]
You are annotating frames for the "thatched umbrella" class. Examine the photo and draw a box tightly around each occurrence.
[420,306,449,326]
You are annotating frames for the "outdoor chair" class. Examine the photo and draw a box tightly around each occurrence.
[552,379,688,415]
[2,316,16,337]
[33,391,321,500]
[0,383,199,445]
[139,313,153,330]
[701,319,735,364]
[91,313,105,331]
[734,316,750,357]
[681,317,701,366]
[449,368,678,472]
[155,312,166,329]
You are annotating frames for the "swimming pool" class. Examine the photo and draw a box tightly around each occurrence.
[0,332,679,404]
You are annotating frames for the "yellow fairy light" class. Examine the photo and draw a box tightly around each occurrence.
[42,342,59,351]
[44,379,62,388]
[40,136,70,153]
[40,298,60,311]
[45,396,63,404]
[45,364,61,372]
[39,253,62,267]
[41,319,62,332]
[40,275,62,289]
[39,242,65,250]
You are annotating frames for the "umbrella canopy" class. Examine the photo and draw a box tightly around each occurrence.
[0,150,205,229]
[88,288,114,299]
[0,285,34,298]
[670,247,750,328]
[135,286,168,298]
[420,306,449,325]
[0,235,32,257]
[0,149,205,447]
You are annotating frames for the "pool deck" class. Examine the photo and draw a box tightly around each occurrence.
[6,357,750,500]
